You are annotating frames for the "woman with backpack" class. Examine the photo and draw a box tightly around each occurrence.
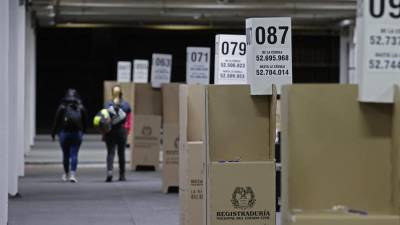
[51,89,87,183]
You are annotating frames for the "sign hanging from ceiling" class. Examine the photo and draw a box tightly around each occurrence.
[151,53,172,88]
[214,34,247,85]
[186,47,211,85]
[133,59,149,83]
[117,61,132,82]
[246,17,292,95]
[357,0,400,103]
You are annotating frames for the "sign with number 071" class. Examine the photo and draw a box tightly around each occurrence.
[186,47,211,85]
[246,17,292,95]
[357,0,400,103]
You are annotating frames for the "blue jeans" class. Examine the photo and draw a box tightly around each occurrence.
[59,131,83,174]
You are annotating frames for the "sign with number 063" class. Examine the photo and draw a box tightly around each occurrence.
[186,47,211,85]
[214,35,247,85]
[246,17,292,95]
[357,0,400,102]
[151,53,172,88]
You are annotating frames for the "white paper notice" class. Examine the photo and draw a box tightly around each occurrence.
[357,0,400,103]
[246,17,292,95]
[117,61,132,82]
[133,60,149,83]
[214,35,247,85]
[186,47,210,85]
[151,54,172,88]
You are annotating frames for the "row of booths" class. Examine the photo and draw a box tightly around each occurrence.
[104,81,400,225]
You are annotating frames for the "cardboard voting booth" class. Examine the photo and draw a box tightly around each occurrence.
[281,84,400,225]
[205,85,277,225]
[132,83,162,170]
[162,83,180,193]
[103,81,135,147]
[179,84,206,225]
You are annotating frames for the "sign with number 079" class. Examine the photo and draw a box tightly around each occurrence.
[214,34,247,85]
[246,17,292,95]
[357,0,400,103]
[186,47,211,85]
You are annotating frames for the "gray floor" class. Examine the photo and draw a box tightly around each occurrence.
[9,165,179,225]
[11,135,281,225]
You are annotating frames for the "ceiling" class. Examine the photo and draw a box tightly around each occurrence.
[29,0,357,29]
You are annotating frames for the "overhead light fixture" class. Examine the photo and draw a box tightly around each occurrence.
[48,11,56,18]
[339,19,353,27]
[145,24,212,30]
[45,4,54,10]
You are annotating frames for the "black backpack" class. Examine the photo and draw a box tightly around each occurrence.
[63,103,82,130]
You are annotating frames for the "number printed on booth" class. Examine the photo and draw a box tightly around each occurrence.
[151,54,172,88]
[246,17,292,95]
[214,35,247,85]
[357,0,400,102]
[186,47,211,85]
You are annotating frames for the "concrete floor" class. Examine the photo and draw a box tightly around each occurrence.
[9,165,179,225]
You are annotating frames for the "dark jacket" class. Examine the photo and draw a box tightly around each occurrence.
[51,90,88,136]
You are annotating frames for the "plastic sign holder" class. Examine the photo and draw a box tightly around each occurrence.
[356,0,400,103]
[186,47,211,85]
[214,35,247,85]
[246,17,292,95]
[151,53,172,88]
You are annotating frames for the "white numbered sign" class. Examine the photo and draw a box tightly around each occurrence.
[133,59,149,83]
[117,61,132,82]
[246,17,292,95]
[151,54,172,88]
[357,0,400,102]
[186,47,211,85]
[214,35,247,85]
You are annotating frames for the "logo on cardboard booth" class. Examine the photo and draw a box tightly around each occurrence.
[142,126,152,137]
[231,187,256,210]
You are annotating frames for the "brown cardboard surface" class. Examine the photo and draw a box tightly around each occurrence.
[290,213,400,225]
[162,83,180,124]
[134,83,162,116]
[187,85,205,142]
[207,161,275,225]
[162,123,179,193]
[206,85,275,162]
[162,83,180,193]
[180,142,205,225]
[281,84,398,225]
[131,115,161,169]
[103,81,135,146]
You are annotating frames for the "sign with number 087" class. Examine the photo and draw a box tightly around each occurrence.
[246,17,292,95]
[357,0,400,102]
[186,47,210,85]
[151,53,172,88]
[214,34,247,85]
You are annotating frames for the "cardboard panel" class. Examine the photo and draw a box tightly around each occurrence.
[134,83,162,116]
[207,161,275,225]
[162,123,179,193]
[162,83,180,124]
[180,142,205,225]
[281,85,396,223]
[206,85,274,162]
[131,115,161,169]
[291,214,400,225]
[187,85,205,142]
[103,81,135,146]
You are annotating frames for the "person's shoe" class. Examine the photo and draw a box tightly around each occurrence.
[118,175,126,182]
[62,173,69,182]
[69,174,78,183]
[105,176,113,183]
